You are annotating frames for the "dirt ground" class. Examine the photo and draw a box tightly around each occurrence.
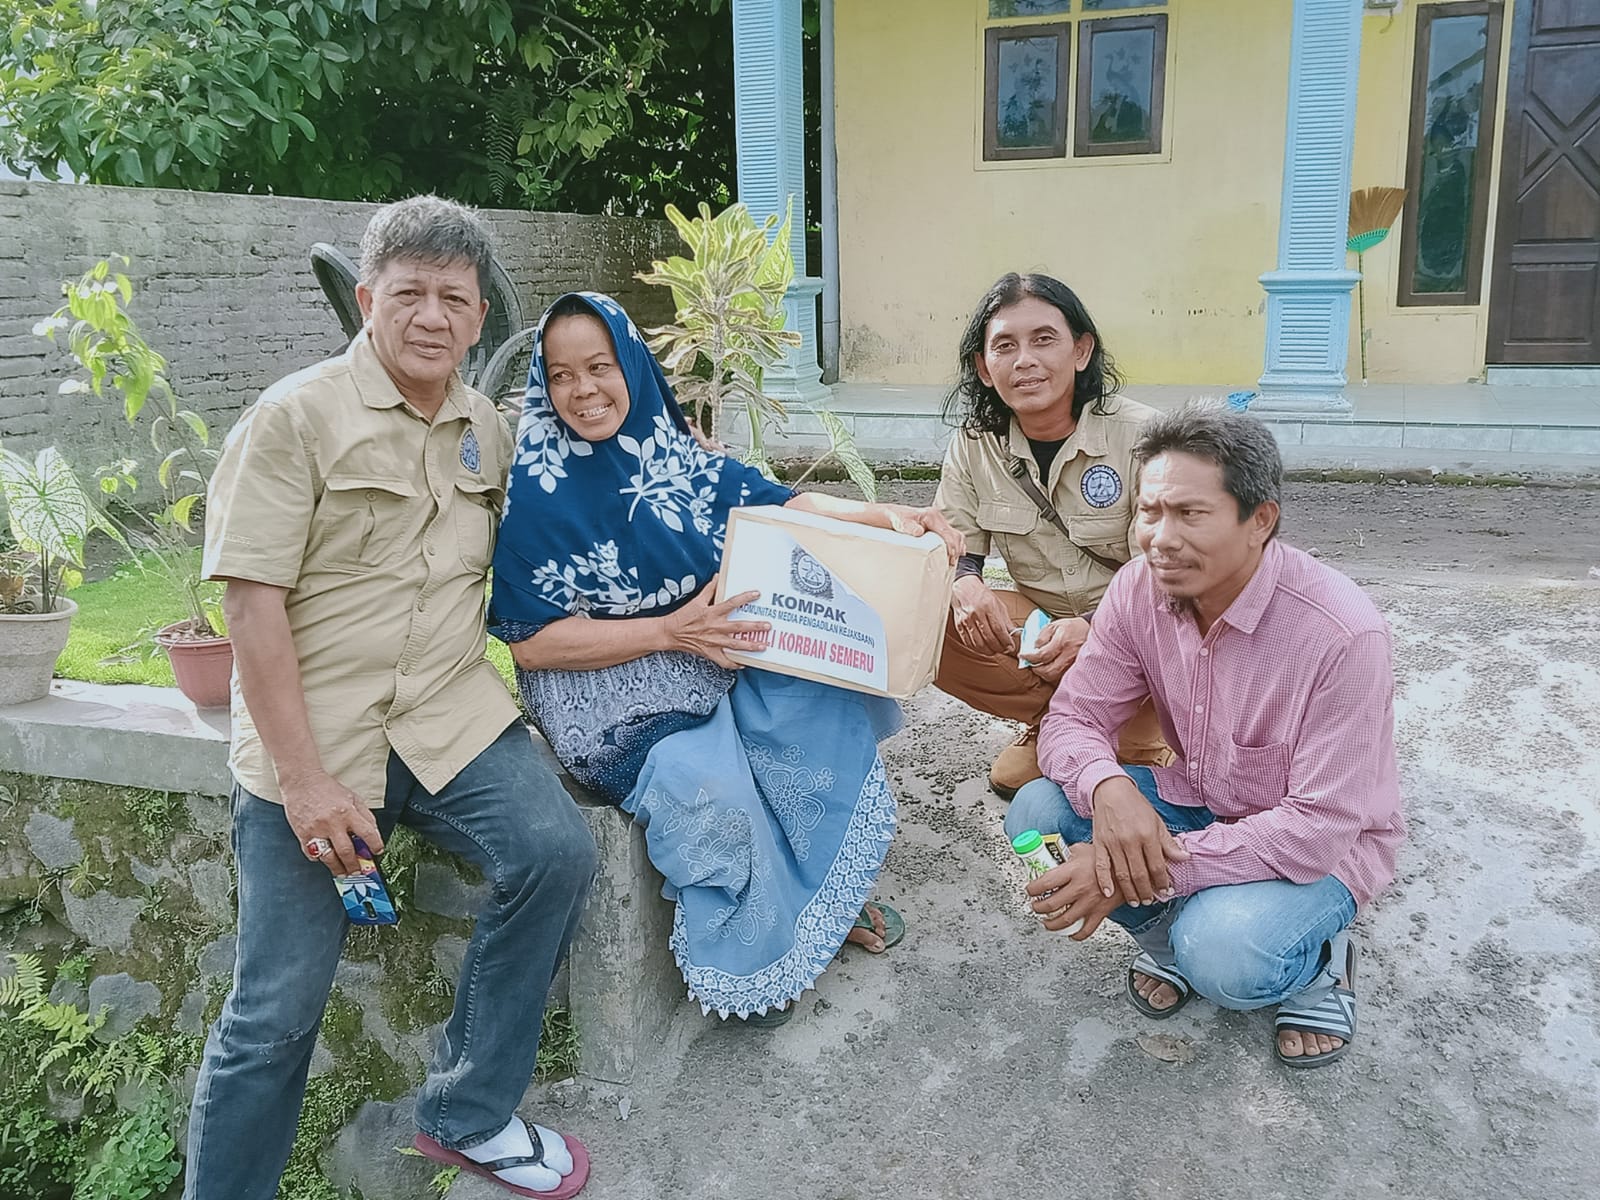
[1205,480,1599,582]
[78,478,1598,584]
[868,478,1600,582]
[435,479,1600,1200]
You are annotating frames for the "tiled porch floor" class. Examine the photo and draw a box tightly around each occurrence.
[1125,382,1600,427]
[788,380,1600,468]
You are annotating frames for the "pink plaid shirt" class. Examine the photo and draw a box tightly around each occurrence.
[1038,540,1405,906]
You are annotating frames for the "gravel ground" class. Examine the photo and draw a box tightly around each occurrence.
[861,477,1600,582]
[476,481,1600,1200]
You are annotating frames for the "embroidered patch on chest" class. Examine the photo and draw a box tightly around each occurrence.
[1081,463,1122,508]
[460,428,481,472]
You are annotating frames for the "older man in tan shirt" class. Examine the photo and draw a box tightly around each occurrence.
[186,196,595,1200]
[935,273,1168,798]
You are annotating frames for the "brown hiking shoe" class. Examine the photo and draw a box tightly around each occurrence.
[989,725,1041,801]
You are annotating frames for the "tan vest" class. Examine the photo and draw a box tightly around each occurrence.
[935,397,1157,619]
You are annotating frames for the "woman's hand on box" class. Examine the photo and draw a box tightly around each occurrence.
[783,493,965,564]
[881,504,965,564]
[663,577,769,668]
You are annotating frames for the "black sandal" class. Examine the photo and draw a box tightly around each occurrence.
[1125,951,1194,1019]
[741,1003,794,1028]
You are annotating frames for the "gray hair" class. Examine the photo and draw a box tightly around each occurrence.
[1133,402,1283,538]
[359,194,495,299]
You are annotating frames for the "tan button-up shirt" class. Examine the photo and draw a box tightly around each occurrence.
[935,397,1157,619]
[202,331,519,806]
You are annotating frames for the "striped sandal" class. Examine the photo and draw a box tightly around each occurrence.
[1274,937,1357,1070]
[1125,951,1194,1019]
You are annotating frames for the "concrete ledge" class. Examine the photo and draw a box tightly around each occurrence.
[522,736,679,1083]
[724,382,1600,469]
[1487,366,1600,387]
[0,680,230,794]
[565,779,681,1084]
[0,680,678,1084]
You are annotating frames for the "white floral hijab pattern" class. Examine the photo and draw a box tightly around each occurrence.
[488,292,791,639]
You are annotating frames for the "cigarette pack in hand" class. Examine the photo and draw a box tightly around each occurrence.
[333,837,398,926]
[1017,607,1051,668]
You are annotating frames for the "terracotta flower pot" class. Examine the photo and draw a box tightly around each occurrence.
[0,598,77,706]
[156,621,234,709]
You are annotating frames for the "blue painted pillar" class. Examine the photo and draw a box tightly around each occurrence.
[732,0,830,406]
[1254,0,1364,414]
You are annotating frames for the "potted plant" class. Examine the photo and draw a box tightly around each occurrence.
[0,443,103,706]
[37,259,231,708]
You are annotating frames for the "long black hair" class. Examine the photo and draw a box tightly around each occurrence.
[943,272,1124,438]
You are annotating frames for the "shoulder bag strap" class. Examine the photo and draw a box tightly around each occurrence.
[996,438,1126,576]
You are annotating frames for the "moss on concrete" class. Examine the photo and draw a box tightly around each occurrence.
[339,827,470,1034]
[1283,466,1600,489]
[0,772,499,1199]
[771,459,944,485]
[280,990,419,1200]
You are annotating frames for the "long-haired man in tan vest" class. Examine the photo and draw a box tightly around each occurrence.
[935,273,1169,798]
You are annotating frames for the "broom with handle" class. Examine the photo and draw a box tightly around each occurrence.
[1347,186,1407,383]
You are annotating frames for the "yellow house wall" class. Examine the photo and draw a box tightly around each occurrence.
[1348,0,1516,384]
[835,0,1513,390]
[836,0,1291,389]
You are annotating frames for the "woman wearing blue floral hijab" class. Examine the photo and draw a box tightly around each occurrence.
[489,292,962,1021]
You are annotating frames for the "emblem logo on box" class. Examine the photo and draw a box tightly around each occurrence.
[789,546,834,600]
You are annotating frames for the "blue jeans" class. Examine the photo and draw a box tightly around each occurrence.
[1006,767,1356,1010]
[184,722,597,1200]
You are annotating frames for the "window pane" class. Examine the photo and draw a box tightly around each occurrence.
[996,36,1062,149]
[1413,14,1490,295]
[989,1,1071,15]
[1086,27,1155,145]
[1083,0,1164,9]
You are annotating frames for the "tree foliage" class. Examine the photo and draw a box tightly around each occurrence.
[0,0,737,213]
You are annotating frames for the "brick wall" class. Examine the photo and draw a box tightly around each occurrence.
[0,180,678,470]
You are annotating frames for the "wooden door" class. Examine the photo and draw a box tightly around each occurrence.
[1486,0,1600,364]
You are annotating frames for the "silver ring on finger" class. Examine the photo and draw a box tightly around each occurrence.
[304,837,334,861]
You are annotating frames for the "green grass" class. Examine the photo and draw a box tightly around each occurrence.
[56,562,186,687]
[486,640,515,690]
[58,555,518,693]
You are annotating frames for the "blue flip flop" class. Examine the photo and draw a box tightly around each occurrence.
[851,901,905,952]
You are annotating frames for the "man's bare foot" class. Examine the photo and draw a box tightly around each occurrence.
[1276,962,1349,1060]
[1132,970,1345,1044]
[1275,953,1355,1066]
[1131,970,1183,1012]
[1276,1026,1344,1060]
[844,902,887,953]
[1126,953,1193,1019]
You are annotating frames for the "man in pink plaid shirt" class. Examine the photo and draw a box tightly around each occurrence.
[1006,404,1405,1068]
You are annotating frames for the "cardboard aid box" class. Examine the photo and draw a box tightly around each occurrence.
[713,505,956,699]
